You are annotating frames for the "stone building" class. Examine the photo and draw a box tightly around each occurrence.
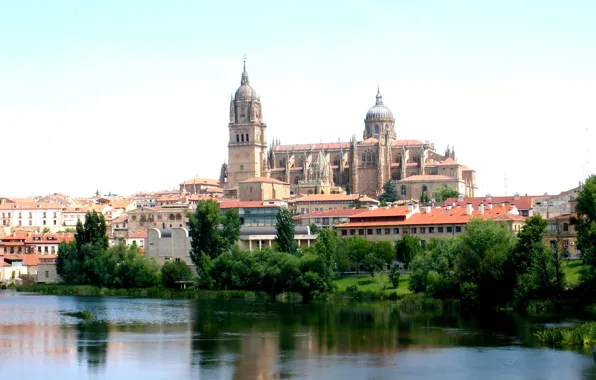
[222,61,477,199]
[237,177,290,202]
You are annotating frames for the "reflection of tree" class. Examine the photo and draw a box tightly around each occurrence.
[75,321,110,370]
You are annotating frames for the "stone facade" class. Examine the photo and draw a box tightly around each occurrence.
[127,206,188,237]
[237,177,290,202]
[222,63,477,199]
[145,228,192,266]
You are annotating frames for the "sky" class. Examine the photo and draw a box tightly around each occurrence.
[0,0,594,198]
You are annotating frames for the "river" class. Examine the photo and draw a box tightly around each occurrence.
[0,291,595,379]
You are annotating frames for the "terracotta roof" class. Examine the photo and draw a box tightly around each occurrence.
[189,194,216,201]
[181,178,221,187]
[444,196,534,210]
[239,177,289,185]
[437,157,458,165]
[219,201,281,209]
[398,175,455,182]
[349,206,411,219]
[361,137,379,145]
[337,205,520,228]
[293,209,367,220]
[113,215,128,223]
[128,231,147,239]
[290,194,379,204]
[0,202,63,210]
[274,142,351,152]
[393,139,424,146]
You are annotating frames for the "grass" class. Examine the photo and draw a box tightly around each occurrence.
[565,260,585,286]
[535,321,596,347]
[333,274,411,296]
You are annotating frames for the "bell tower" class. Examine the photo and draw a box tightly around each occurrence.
[226,57,269,189]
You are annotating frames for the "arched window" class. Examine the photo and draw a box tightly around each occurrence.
[374,124,380,135]
[333,156,340,166]
[246,134,249,142]
[367,152,372,162]
[294,176,300,185]
[169,214,175,221]
[401,185,407,196]
[176,214,182,221]
[365,126,370,136]
[236,134,239,143]
[362,153,366,162]
[422,185,428,193]
[241,134,244,142]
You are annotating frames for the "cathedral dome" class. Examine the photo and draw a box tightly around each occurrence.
[365,88,394,121]
[235,84,258,101]
[234,59,258,101]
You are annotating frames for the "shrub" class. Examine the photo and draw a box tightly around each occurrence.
[389,266,400,288]
[161,260,194,289]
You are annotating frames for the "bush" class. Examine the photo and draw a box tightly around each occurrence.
[389,266,400,288]
[161,260,194,289]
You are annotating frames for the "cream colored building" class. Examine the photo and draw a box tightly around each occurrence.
[237,177,290,201]
[145,228,192,266]
[288,194,379,215]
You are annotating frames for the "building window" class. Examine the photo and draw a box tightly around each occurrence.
[563,223,569,232]
[374,124,380,135]
[350,229,355,236]
[246,134,249,142]
[411,227,417,234]
[241,134,244,142]
[45,271,49,278]
[376,228,382,235]
[429,227,434,234]
[420,227,426,234]
[393,228,399,234]
[446,226,453,233]
[384,228,391,235]
[401,185,406,196]
[367,229,373,235]
[358,229,364,235]
[43,220,46,225]
[438,227,444,233]
[455,226,462,233]
[342,230,347,236]
[236,134,239,142]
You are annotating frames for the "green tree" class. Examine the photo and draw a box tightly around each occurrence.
[350,197,364,209]
[419,191,430,204]
[433,186,460,203]
[188,199,225,262]
[345,183,351,195]
[408,238,458,297]
[75,211,109,251]
[314,228,338,279]
[221,207,241,250]
[395,235,421,266]
[275,207,297,254]
[389,266,400,288]
[161,260,194,288]
[309,223,320,235]
[571,175,596,285]
[95,189,100,196]
[42,227,51,234]
[379,180,398,203]
[454,218,517,307]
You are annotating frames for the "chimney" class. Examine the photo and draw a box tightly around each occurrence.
[447,205,452,211]
[408,202,413,212]
[457,194,464,202]
[514,192,520,201]
[426,205,432,214]
[501,202,505,207]
[466,203,473,215]
[479,203,485,215]
[487,203,493,210]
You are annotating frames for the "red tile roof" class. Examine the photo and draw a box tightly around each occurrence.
[239,177,289,185]
[219,201,281,209]
[437,157,458,165]
[393,139,424,146]
[349,206,411,219]
[290,194,379,204]
[398,175,455,182]
[293,208,367,220]
[443,196,534,210]
[128,231,147,239]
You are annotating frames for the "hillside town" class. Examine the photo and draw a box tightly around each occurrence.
[0,62,586,285]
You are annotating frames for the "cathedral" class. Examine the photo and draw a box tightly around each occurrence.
[222,61,477,200]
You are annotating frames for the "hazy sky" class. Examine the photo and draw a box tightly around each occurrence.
[0,0,594,198]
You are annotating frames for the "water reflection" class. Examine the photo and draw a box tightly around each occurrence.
[0,292,595,379]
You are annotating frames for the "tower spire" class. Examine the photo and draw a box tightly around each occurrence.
[375,86,383,106]
[241,54,249,85]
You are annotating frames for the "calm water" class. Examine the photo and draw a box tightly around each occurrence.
[1,291,595,379]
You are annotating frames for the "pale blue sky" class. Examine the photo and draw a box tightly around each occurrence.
[0,0,594,197]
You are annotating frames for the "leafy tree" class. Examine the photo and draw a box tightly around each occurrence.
[571,175,596,285]
[221,207,241,250]
[350,197,364,209]
[379,200,387,207]
[419,191,430,204]
[345,183,351,195]
[433,186,460,203]
[379,180,398,203]
[161,260,194,288]
[395,235,421,266]
[512,215,548,275]
[408,238,458,297]
[309,223,320,235]
[314,228,338,279]
[188,200,225,262]
[75,211,109,251]
[95,189,100,196]
[42,227,51,233]
[389,266,400,288]
[275,207,297,254]
[454,218,517,307]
